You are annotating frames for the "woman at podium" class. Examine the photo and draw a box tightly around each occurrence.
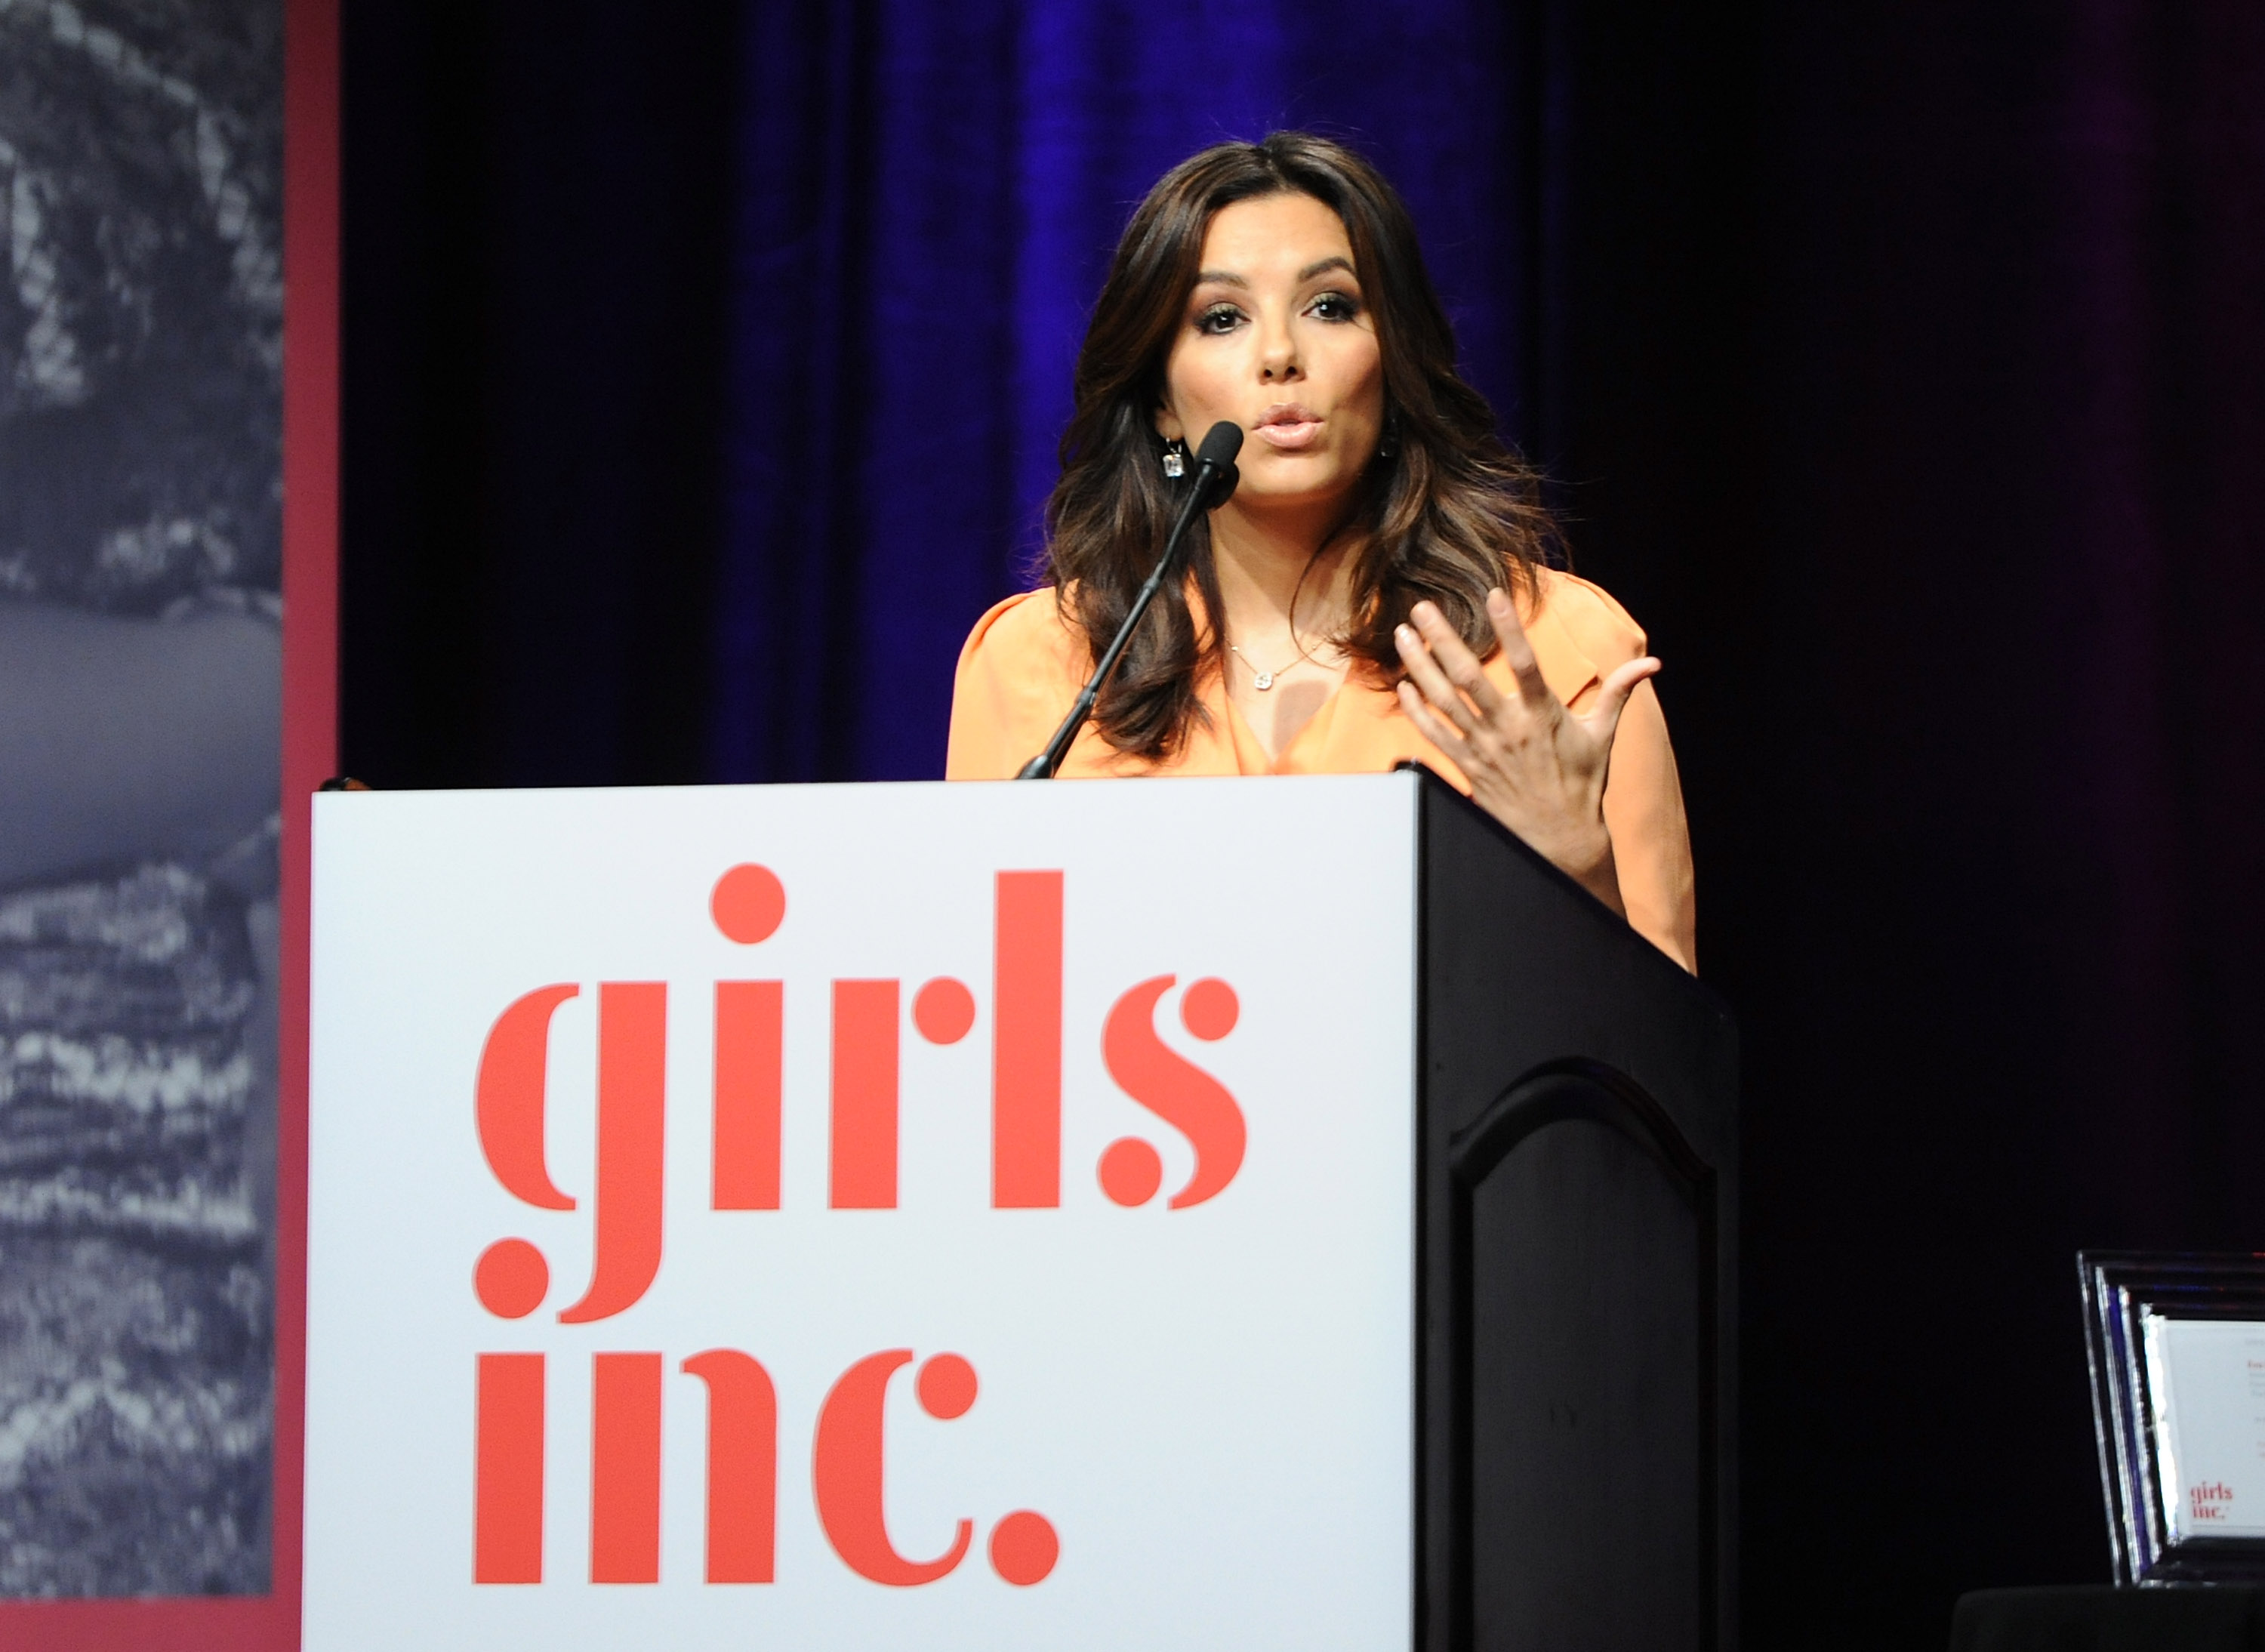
[945,133,1695,972]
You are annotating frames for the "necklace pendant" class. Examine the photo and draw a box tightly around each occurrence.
[1253,670,1275,691]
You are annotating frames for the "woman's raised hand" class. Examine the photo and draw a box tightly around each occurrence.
[1393,590,1659,916]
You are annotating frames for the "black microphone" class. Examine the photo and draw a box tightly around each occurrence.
[1016,421,1243,780]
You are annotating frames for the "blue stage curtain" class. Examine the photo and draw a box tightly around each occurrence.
[708,0,1567,781]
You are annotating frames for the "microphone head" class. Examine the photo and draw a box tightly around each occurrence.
[1195,421,1244,470]
[1194,421,1243,506]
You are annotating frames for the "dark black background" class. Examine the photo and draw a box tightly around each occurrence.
[341,5,2265,1645]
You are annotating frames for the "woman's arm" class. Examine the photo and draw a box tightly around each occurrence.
[0,601,280,886]
[1598,678,1696,971]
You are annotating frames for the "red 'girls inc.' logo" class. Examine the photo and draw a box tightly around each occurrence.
[2191,1481,2236,1522]
[469,865,1244,1589]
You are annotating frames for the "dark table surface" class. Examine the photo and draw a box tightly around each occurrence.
[1952,1586,2265,1652]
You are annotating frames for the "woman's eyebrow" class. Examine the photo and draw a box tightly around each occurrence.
[1192,254,1355,291]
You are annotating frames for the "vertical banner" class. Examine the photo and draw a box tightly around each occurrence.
[0,0,331,1644]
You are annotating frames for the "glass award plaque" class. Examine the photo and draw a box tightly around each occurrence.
[2082,1251,2265,1583]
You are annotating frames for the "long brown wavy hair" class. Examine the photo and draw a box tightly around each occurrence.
[1045,131,1563,760]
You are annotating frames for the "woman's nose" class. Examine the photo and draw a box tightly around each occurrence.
[1257,316,1301,381]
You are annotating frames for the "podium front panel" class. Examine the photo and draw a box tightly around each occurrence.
[306,775,1419,1651]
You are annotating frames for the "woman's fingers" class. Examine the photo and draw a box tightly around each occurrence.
[1408,602,1508,720]
[1394,679,1468,759]
[1388,587,1655,905]
[1398,593,1656,775]
[1394,620,1480,737]
[1585,655,1662,744]
[1485,589,1553,707]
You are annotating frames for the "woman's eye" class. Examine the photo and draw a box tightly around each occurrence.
[1196,304,1243,334]
[1309,291,1361,322]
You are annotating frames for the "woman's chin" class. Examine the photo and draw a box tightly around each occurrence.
[1228,459,1361,513]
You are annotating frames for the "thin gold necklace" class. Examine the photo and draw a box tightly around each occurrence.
[1228,629,1333,691]
[1228,566,1347,690]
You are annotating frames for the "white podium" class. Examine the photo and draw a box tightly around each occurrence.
[304,769,1733,1651]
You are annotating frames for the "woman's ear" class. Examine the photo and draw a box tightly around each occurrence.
[1152,400,1183,444]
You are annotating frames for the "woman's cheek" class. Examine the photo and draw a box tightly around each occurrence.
[1169,347,1232,426]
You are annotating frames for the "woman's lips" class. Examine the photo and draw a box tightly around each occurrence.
[1252,408,1324,450]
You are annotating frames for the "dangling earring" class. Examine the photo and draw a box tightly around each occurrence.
[1376,412,1401,463]
[1161,438,1188,479]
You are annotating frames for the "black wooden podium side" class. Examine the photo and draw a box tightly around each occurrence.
[1410,767,1740,1652]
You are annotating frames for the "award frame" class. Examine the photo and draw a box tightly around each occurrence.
[2081,1250,2265,1585]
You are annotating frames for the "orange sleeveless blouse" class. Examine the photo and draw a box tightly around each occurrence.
[944,566,1696,972]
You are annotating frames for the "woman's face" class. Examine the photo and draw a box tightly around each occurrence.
[1155,192,1385,518]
